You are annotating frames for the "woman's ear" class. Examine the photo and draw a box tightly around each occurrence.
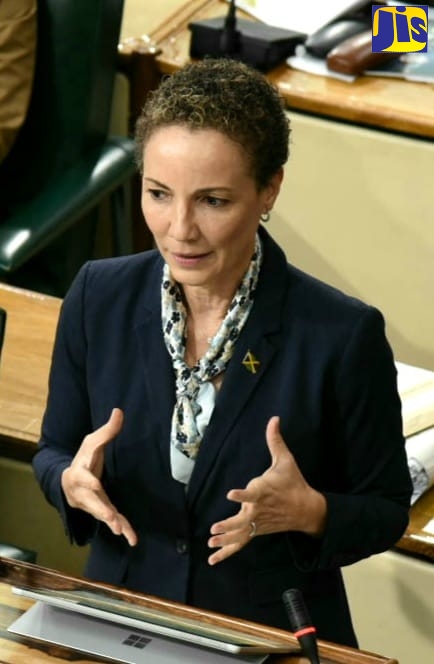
[264,167,284,210]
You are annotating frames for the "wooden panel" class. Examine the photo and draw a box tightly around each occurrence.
[397,487,434,560]
[0,284,61,455]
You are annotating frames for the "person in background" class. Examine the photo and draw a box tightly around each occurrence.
[33,58,412,648]
[0,0,36,163]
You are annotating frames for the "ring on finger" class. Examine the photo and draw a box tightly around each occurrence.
[249,521,257,538]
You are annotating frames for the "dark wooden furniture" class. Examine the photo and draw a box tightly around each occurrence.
[0,284,61,461]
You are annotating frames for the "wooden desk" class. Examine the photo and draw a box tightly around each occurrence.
[140,0,434,139]
[0,284,61,461]
[397,485,434,561]
[0,558,398,664]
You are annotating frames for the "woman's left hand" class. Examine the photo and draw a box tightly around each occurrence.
[207,416,327,565]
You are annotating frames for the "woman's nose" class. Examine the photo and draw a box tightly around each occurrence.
[169,202,197,240]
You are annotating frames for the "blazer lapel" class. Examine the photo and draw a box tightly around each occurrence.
[187,229,290,506]
[134,261,175,469]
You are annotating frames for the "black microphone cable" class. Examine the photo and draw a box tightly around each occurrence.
[282,588,321,664]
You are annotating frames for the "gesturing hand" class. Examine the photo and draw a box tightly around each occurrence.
[61,408,138,546]
[207,416,326,565]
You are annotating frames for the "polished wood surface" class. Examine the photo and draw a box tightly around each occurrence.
[0,558,398,664]
[0,284,61,459]
[144,0,434,139]
[397,486,434,561]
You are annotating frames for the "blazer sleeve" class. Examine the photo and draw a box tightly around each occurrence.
[287,306,412,571]
[32,262,97,545]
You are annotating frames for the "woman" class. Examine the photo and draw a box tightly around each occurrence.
[33,58,412,647]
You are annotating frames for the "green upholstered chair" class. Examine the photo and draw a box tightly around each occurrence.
[0,0,136,295]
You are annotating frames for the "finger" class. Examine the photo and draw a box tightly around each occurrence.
[208,523,251,550]
[227,473,264,504]
[266,414,280,440]
[86,408,124,449]
[76,486,138,547]
[103,509,138,547]
[117,514,138,547]
[208,542,243,566]
[265,415,289,466]
[210,513,245,536]
[226,487,257,504]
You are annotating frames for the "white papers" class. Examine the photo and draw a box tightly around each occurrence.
[422,518,434,536]
[396,361,434,438]
[287,45,357,82]
[406,427,434,504]
[396,361,434,398]
[234,1,366,35]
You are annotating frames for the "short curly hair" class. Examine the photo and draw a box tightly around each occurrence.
[135,58,290,189]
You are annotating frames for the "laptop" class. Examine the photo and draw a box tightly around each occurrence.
[9,586,297,664]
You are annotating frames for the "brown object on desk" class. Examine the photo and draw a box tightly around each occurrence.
[0,557,399,664]
[0,284,61,460]
[326,30,400,76]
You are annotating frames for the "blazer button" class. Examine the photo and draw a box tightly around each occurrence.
[176,538,189,554]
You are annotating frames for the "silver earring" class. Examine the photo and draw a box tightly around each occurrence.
[260,211,270,223]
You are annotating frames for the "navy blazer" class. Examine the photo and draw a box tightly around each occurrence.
[33,228,412,647]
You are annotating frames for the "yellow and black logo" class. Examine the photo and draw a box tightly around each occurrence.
[372,4,428,53]
[242,350,260,374]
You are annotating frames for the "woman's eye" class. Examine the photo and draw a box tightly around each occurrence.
[148,188,167,200]
[204,196,228,207]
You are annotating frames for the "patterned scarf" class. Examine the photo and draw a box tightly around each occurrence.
[162,235,262,481]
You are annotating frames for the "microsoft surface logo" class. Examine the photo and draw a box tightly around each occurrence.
[372,4,428,52]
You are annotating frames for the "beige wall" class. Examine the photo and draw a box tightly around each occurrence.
[343,552,434,664]
[0,458,88,575]
[271,111,434,370]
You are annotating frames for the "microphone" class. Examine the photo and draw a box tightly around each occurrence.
[219,0,241,55]
[282,588,321,664]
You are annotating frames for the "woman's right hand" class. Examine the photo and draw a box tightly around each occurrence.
[61,408,138,546]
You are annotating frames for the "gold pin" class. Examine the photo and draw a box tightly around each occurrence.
[242,350,260,374]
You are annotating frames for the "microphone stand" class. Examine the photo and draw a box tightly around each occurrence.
[219,0,241,56]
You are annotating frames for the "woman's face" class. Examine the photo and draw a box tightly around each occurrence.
[141,125,282,300]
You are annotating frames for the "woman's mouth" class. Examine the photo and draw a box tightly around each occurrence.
[171,252,211,267]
